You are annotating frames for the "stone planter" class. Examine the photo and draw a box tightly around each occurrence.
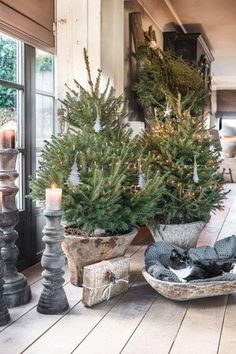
[149,221,206,249]
[62,228,137,286]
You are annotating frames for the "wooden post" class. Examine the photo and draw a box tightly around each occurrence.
[129,12,155,124]
[129,12,145,52]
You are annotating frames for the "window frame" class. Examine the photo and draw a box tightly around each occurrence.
[0,33,56,268]
[0,37,25,210]
[35,48,56,161]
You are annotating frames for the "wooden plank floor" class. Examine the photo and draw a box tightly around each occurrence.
[1,184,236,354]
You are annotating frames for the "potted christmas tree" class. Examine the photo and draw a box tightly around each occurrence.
[30,51,164,286]
[140,93,226,248]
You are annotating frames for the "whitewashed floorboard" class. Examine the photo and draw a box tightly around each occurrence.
[169,296,227,354]
[0,283,81,354]
[0,266,70,332]
[72,280,156,354]
[1,184,236,354]
[121,295,189,354]
[169,186,236,354]
[218,294,236,354]
[23,247,145,354]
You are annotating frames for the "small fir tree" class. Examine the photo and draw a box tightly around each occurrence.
[139,93,226,225]
[30,50,164,235]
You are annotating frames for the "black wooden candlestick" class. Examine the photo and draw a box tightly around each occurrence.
[37,209,69,314]
[0,229,10,326]
[0,149,31,308]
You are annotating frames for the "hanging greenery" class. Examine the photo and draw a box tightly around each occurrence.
[133,45,205,119]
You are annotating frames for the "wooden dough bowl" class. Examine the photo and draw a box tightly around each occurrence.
[142,268,236,301]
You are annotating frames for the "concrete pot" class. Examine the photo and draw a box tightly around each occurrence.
[62,228,137,286]
[149,221,206,249]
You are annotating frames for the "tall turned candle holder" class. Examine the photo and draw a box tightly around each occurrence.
[0,149,31,308]
[37,209,69,314]
[0,230,10,326]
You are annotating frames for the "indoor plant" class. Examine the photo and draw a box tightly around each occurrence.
[140,93,226,248]
[30,50,164,286]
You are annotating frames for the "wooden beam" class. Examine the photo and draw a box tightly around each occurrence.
[129,12,145,52]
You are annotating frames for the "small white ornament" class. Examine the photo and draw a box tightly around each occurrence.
[193,155,199,183]
[137,169,146,190]
[149,40,158,49]
[209,144,215,152]
[94,115,102,132]
[164,106,171,117]
[139,61,145,70]
[93,228,106,236]
[68,155,83,186]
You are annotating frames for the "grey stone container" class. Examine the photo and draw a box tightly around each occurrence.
[62,228,137,287]
[149,221,206,249]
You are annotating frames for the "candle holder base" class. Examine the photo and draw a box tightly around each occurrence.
[37,285,69,315]
[3,273,31,308]
[0,257,10,326]
[0,304,10,326]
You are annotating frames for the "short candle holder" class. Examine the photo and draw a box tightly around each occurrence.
[0,148,31,308]
[37,209,69,314]
[0,229,10,326]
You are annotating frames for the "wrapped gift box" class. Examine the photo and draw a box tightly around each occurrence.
[82,256,130,307]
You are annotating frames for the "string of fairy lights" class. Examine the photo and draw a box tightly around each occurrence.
[58,116,222,197]
[65,150,221,198]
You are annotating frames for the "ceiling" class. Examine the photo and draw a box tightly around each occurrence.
[139,0,236,90]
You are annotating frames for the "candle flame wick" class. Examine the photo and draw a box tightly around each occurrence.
[51,183,57,189]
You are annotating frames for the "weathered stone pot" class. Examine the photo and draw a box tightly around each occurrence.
[62,228,137,286]
[149,221,206,249]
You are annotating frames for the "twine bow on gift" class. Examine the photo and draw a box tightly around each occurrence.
[102,270,129,301]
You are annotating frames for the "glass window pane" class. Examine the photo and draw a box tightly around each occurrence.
[0,85,23,148]
[0,33,22,84]
[36,94,54,148]
[36,49,54,93]
[0,85,24,209]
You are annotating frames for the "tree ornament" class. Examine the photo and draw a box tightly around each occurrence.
[93,228,106,236]
[94,115,102,132]
[164,104,171,117]
[193,155,199,183]
[139,60,145,70]
[68,154,82,186]
[137,169,146,190]
[149,40,158,50]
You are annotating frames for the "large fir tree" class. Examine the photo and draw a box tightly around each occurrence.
[139,93,226,225]
[30,50,164,235]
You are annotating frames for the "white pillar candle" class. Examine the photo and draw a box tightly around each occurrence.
[0,191,2,213]
[45,185,62,211]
